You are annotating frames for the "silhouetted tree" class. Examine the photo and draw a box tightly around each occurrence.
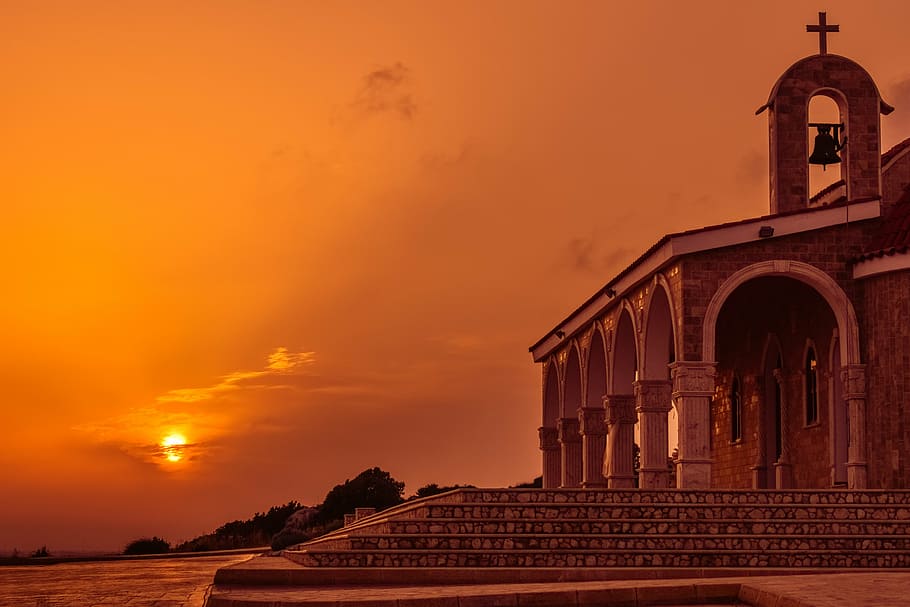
[409,483,476,500]
[511,476,543,488]
[314,467,404,525]
[30,546,49,558]
[123,537,170,555]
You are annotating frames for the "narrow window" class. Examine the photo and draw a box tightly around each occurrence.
[805,347,819,425]
[731,376,743,442]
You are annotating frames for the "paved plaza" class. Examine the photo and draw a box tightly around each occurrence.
[0,554,249,607]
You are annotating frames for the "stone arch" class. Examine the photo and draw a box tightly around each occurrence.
[543,359,560,427]
[586,328,608,408]
[827,330,847,485]
[703,260,860,367]
[643,281,676,380]
[563,344,583,418]
[612,305,639,394]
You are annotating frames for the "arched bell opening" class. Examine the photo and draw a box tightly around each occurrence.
[807,92,846,201]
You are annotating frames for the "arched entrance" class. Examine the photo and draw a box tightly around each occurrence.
[703,260,865,488]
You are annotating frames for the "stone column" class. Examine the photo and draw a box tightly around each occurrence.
[557,417,582,488]
[578,407,607,488]
[670,361,715,488]
[635,380,673,489]
[538,427,561,489]
[772,368,793,489]
[749,391,767,489]
[603,394,636,488]
[842,364,868,489]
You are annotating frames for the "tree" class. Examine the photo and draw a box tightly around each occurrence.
[314,467,404,525]
[409,483,476,500]
[123,537,170,555]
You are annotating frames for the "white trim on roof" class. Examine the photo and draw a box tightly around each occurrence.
[531,199,881,362]
[853,251,910,279]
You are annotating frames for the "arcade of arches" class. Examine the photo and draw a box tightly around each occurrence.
[531,22,910,491]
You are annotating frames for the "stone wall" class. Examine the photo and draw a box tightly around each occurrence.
[860,270,910,489]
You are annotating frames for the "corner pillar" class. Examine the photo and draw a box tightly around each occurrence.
[557,417,582,488]
[579,407,607,487]
[635,380,673,488]
[843,364,868,489]
[538,427,561,489]
[671,361,716,488]
[603,394,636,488]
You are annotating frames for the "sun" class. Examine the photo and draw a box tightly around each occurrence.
[161,433,187,462]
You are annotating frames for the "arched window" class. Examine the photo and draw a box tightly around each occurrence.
[805,347,819,425]
[731,376,743,442]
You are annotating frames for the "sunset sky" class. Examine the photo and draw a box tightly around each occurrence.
[3,2,910,552]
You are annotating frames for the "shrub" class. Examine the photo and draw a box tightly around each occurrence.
[123,536,170,555]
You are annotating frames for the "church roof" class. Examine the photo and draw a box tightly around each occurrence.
[858,185,910,260]
[882,138,910,168]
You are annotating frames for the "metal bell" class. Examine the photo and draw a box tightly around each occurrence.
[808,123,845,169]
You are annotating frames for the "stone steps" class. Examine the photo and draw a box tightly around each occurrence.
[305,533,909,552]
[281,489,910,572]
[369,517,910,535]
[285,548,910,568]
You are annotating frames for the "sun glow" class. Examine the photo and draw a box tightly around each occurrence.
[161,433,187,462]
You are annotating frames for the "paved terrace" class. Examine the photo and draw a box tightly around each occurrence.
[208,557,910,606]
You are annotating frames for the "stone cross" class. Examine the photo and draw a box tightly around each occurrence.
[806,11,839,55]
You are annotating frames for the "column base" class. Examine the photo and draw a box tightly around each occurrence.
[676,459,712,488]
[750,465,767,490]
[581,480,607,488]
[639,467,670,489]
[607,474,636,489]
[774,462,793,489]
[847,462,868,489]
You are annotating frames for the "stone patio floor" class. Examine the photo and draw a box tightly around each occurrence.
[4,554,910,606]
[208,566,910,606]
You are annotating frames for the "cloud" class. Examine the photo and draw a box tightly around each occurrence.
[735,148,766,188]
[560,235,634,276]
[156,347,315,404]
[351,62,417,120]
[75,347,316,468]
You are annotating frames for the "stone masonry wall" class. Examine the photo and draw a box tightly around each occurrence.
[860,270,910,489]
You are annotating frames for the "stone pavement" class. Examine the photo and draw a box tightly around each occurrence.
[0,554,250,607]
[207,570,910,606]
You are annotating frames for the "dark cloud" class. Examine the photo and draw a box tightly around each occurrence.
[735,148,766,188]
[352,62,417,120]
[560,236,634,276]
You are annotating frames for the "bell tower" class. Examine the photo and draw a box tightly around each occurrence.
[757,12,893,214]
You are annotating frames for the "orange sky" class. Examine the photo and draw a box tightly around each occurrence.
[3,2,910,552]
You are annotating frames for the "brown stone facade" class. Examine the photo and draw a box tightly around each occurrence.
[860,270,910,488]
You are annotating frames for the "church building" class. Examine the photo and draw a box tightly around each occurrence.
[529,14,910,491]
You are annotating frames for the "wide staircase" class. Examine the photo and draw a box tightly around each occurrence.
[284,488,910,570]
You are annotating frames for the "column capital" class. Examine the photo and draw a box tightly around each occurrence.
[538,426,559,450]
[557,417,581,443]
[578,407,607,436]
[671,361,716,398]
[603,394,637,425]
[841,363,866,398]
[634,379,672,414]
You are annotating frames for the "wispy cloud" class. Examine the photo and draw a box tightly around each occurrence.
[76,347,316,467]
[156,347,315,404]
[351,62,417,120]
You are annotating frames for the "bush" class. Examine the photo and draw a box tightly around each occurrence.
[31,546,50,558]
[314,467,404,525]
[123,536,170,555]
